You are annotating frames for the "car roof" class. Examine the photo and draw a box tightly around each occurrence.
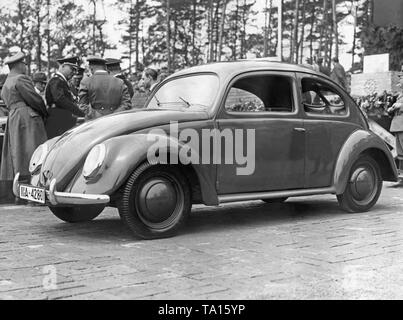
[171,60,329,80]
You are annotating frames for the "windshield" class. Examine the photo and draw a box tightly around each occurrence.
[147,74,219,111]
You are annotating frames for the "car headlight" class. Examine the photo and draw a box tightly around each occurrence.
[29,143,48,174]
[83,144,106,180]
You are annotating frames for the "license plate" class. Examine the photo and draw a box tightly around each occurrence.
[19,185,46,204]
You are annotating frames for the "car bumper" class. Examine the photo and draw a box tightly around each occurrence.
[13,172,110,206]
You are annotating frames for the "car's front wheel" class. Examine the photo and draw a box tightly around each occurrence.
[49,205,105,223]
[118,163,191,239]
[337,155,382,213]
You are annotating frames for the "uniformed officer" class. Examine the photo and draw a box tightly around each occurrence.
[0,52,48,187]
[45,56,85,139]
[32,72,47,102]
[105,58,134,98]
[78,56,131,120]
[69,66,85,101]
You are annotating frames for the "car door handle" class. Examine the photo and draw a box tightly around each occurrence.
[294,127,306,133]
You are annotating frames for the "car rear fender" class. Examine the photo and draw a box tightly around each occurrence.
[67,133,219,205]
[333,129,398,194]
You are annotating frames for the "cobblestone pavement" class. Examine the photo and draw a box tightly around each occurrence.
[1,182,403,300]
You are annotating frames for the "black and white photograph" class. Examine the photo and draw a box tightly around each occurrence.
[0,0,403,305]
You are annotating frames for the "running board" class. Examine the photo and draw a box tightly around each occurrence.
[218,187,336,204]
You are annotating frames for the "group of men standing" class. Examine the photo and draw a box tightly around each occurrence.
[308,56,348,91]
[0,51,155,194]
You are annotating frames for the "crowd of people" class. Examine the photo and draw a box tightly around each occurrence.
[0,52,164,201]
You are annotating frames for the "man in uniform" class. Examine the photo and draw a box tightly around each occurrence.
[45,56,85,139]
[0,52,48,200]
[78,56,131,120]
[69,66,85,102]
[105,58,134,98]
[32,72,47,102]
[330,57,348,90]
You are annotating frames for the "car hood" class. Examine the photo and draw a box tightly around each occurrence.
[41,109,209,189]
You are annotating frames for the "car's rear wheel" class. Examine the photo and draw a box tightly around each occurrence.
[49,205,105,223]
[118,163,191,239]
[262,197,288,204]
[337,155,382,213]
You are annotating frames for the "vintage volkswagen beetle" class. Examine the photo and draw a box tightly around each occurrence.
[13,61,398,239]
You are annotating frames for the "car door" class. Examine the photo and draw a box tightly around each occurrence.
[297,73,360,188]
[216,71,305,194]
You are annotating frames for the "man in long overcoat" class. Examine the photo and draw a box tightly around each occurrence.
[78,56,131,120]
[0,52,48,185]
[330,57,348,90]
[45,56,85,139]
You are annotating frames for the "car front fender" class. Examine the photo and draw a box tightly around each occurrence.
[67,133,219,205]
[333,129,398,194]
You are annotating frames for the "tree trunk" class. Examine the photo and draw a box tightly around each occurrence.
[172,13,177,70]
[218,0,227,62]
[166,0,171,73]
[369,0,374,23]
[232,0,239,60]
[46,0,50,76]
[351,1,357,68]
[319,0,327,59]
[35,1,42,71]
[309,2,315,62]
[332,0,338,59]
[264,0,268,57]
[278,0,283,60]
[192,0,197,65]
[129,1,133,75]
[91,0,96,55]
[208,0,214,62]
[291,0,300,63]
[18,0,25,51]
[213,0,221,61]
[266,0,273,57]
[299,1,306,64]
[135,0,140,74]
[241,0,248,59]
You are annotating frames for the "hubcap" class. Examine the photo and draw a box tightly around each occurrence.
[135,172,185,230]
[138,178,177,224]
[350,165,376,204]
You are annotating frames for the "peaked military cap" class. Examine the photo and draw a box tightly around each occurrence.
[32,72,47,83]
[105,58,121,67]
[4,52,26,65]
[73,67,85,78]
[86,56,106,65]
[57,56,79,68]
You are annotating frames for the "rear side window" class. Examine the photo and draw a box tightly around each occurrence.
[225,75,294,113]
[301,78,347,116]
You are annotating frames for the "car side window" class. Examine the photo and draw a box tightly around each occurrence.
[225,75,294,113]
[301,78,347,116]
[225,88,265,112]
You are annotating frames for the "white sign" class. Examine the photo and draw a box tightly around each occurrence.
[364,54,389,73]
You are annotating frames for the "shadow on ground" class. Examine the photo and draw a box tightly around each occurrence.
[42,196,369,240]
